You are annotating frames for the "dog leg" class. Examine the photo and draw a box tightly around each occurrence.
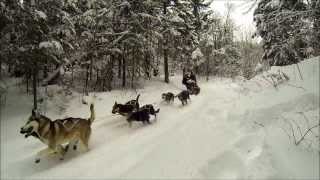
[35,147,56,163]
[77,130,90,153]
[55,145,66,160]
[65,144,69,152]
[73,140,78,150]
[69,139,78,151]
[78,139,89,153]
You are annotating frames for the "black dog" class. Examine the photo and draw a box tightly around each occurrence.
[127,109,151,127]
[176,90,190,106]
[162,92,175,103]
[140,104,160,119]
[112,94,140,116]
[125,94,140,108]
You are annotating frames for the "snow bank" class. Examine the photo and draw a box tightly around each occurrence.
[244,56,319,93]
[225,57,320,179]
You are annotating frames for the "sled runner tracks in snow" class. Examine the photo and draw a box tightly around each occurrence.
[20,104,95,163]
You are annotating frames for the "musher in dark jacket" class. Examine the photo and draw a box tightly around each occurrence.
[182,69,197,92]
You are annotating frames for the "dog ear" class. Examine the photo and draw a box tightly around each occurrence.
[115,101,117,105]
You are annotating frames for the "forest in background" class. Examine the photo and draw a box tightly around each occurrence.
[0,0,319,110]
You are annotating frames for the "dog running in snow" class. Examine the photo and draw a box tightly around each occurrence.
[162,92,175,103]
[126,109,151,127]
[126,104,160,127]
[176,90,190,106]
[20,104,95,163]
[112,94,140,116]
[140,104,160,119]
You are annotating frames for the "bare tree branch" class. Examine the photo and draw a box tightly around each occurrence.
[296,124,320,145]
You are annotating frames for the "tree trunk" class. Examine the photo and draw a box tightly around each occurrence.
[0,58,2,77]
[206,54,209,81]
[94,69,99,91]
[26,75,29,94]
[110,56,114,91]
[32,63,38,110]
[43,61,48,79]
[84,64,89,95]
[144,51,150,79]
[118,55,122,79]
[26,69,31,93]
[163,1,169,83]
[8,63,11,74]
[122,47,126,87]
[131,48,135,88]
[71,64,74,85]
[164,49,169,83]
[102,70,106,91]
[89,58,93,81]
[107,55,114,91]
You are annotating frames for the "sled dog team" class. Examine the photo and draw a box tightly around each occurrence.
[20,88,200,163]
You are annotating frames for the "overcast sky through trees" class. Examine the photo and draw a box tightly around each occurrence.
[211,0,257,40]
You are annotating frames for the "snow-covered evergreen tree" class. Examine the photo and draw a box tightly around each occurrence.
[254,0,318,66]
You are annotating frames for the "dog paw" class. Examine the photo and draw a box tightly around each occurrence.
[35,159,40,163]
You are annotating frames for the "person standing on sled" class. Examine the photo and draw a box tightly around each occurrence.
[182,68,197,92]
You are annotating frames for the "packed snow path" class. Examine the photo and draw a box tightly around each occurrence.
[1,58,319,179]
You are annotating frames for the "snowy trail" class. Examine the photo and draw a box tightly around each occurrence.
[1,58,319,179]
[1,77,245,179]
[37,80,242,178]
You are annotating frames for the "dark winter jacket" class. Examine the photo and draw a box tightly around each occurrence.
[182,73,197,86]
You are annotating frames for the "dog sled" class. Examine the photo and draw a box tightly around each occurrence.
[186,81,200,95]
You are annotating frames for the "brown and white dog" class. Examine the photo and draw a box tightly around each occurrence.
[20,104,95,163]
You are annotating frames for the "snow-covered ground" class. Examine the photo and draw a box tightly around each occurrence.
[1,57,319,179]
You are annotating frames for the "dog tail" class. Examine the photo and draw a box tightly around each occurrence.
[89,104,95,125]
[155,108,160,113]
[136,94,140,102]
[135,94,141,109]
